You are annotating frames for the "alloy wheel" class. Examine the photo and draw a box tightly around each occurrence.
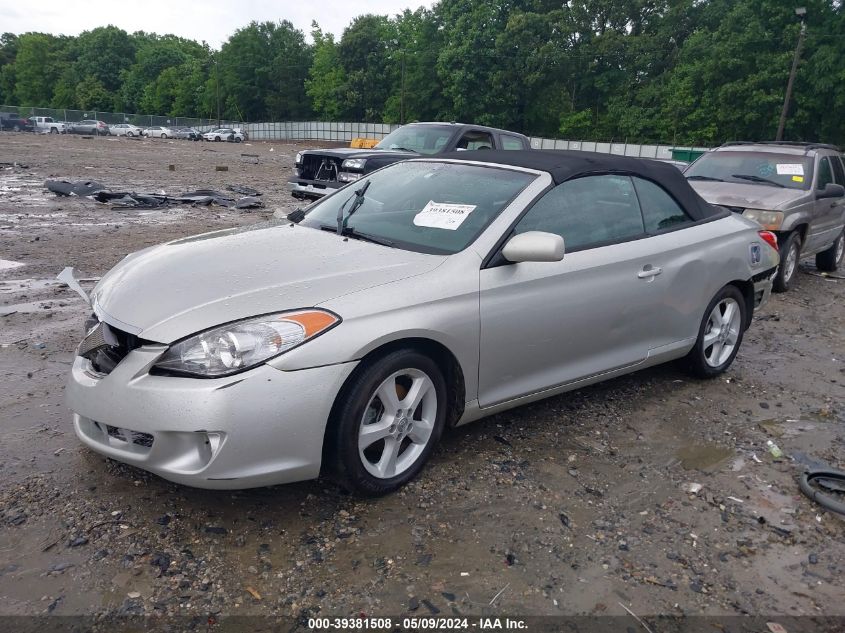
[702,298,741,367]
[358,369,437,479]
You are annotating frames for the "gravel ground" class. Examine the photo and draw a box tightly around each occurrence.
[0,132,843,623]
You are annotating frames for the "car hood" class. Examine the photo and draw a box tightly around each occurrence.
[688,181,805,210]
[302,148,417,161]
[92,223,444,343]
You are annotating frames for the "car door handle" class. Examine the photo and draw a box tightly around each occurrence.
[637,266,663,279]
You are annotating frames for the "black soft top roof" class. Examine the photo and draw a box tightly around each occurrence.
[435,149,719,221]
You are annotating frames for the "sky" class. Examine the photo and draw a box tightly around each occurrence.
[0,0,435,48]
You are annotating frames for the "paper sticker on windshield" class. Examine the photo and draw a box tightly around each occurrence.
[776,163,804,176]
[792,175,804,183]
[413,201,476,230]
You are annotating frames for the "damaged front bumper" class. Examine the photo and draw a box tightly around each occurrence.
[67,345,357,489]
[286,178,343,199]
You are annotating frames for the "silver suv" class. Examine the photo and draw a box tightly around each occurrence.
[686,142,845,292]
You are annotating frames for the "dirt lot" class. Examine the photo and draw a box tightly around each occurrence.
[1,133,844,626]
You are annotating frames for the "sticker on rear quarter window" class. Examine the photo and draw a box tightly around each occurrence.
[413,201,476,230]
[776,163,804,176]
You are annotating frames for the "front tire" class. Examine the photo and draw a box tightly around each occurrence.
[816,230,844,272]
[127,131,134,137]
[50,127,58,134]
[773,232,801,292]
[685,285,747,378]
[325,349,447,496]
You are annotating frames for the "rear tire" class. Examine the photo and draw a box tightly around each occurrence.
[816,230,844,272]
[325,349,447,496]
[685,285,747,378]
[127,131,134,137]
[773,232,801,292]
[50,127,58,134]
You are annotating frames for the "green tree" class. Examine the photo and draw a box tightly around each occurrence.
[306,24,347,120]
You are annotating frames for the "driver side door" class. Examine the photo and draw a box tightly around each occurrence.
[477,174,665,408]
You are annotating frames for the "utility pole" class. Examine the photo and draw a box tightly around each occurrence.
[400,50,406,125]
[776,8,807,141]
[215,56,221,126]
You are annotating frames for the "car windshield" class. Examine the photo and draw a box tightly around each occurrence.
[686,151,813,190]
[374,125,456,155]
[299,161,536,255]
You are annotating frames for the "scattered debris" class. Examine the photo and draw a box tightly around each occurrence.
[215,166,229,172]
[800,468,845,515]
[44,180,265,211]
[245,586,262,600]
[766,440,784,459]
[683,482,703,494]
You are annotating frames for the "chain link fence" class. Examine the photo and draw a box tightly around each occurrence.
[1,105,240,131]
[2,105,710,160]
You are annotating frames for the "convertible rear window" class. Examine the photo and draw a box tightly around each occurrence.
[300,161,536,254]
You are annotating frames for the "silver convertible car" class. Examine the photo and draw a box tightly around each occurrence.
[66,151,779,495]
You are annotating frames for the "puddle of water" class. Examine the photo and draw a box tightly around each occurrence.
[0,260,24,271]
[675,443,734,470]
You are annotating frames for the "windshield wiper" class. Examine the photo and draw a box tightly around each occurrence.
[731,174,785,188]
[389,146,415,153]
[336,180,371,235]
[317,224,394,248]
[341,227,395,247]
[686,175,725,182]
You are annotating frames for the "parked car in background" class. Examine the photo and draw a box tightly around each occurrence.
[70,120,109,135]
[288,122,532,199]
[31,116,67,134]
[109,123,144,137]
[0,112,34,132]
[202,128,244,142]
[656,158,689,171]
[173,127,202,140]
[142,126,174,138]
[65,150,778,494]
[686,141,845,291]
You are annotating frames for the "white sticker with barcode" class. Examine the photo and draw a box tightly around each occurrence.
[413,201,476,230]
[776,163,804,175]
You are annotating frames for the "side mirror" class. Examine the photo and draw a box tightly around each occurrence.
[817,183,845,199]
[502,231,565,263]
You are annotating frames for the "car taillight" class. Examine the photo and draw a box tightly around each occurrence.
[758,230,778,252]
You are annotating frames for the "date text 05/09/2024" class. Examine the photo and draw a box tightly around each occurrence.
[307,618,528,630]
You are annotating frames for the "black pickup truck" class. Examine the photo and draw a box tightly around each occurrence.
[287,122,532,199]
[0,112,34,132]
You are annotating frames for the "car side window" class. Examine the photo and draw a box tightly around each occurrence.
[817,157,834,189]
[632,177,692,233]
[456,131,494,151]
[500,134,526,150]
[513,175,645,251]
[830,156,845,185]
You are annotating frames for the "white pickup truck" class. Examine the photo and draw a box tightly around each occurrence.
[31,116,67,134]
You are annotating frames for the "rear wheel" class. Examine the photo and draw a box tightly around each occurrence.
[685,285,746,378]
[12,124,20,132]
[773,232,801,292]
[235,136,242,143]
[325,349,447,496]
[816,230,844,272]
[50,127,58,134]
[126,131,134,137]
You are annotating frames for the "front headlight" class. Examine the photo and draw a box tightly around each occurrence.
[341,158,367,170]
[295,152,303,164]
[152,309,339,378]
[743,209,784,230]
